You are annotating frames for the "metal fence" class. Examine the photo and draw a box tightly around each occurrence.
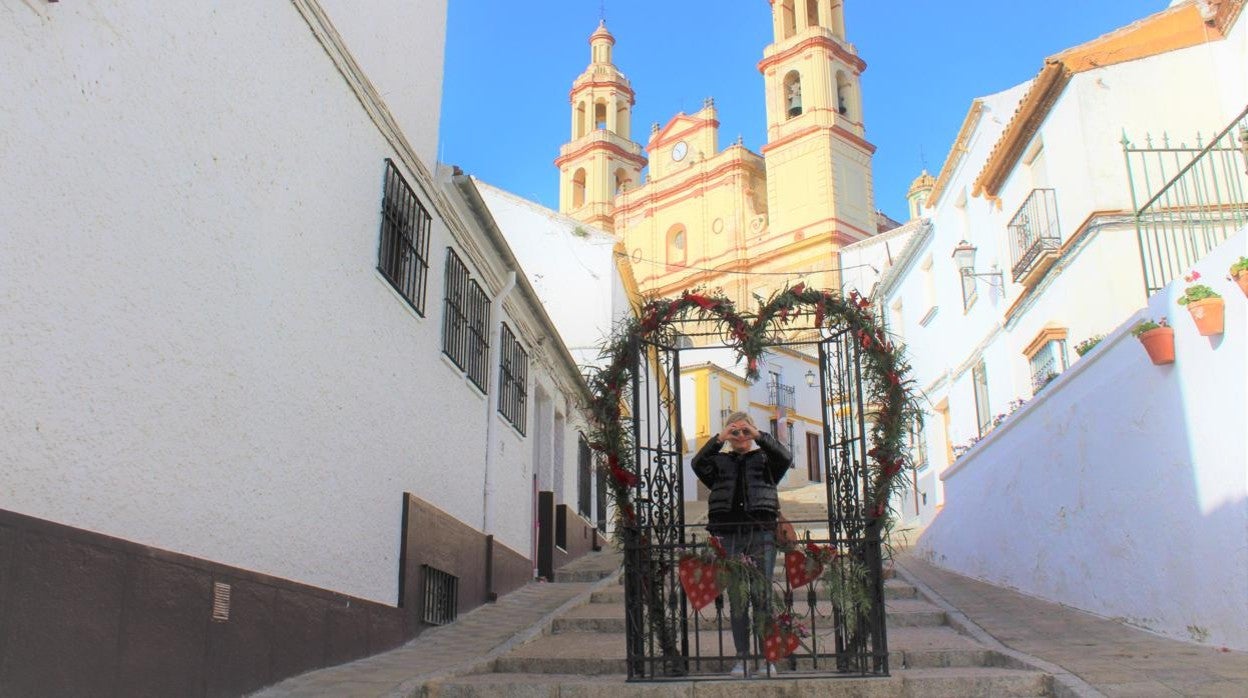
[1124,104,1248,297]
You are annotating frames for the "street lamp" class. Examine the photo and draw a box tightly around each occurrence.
[951,240,1004,294]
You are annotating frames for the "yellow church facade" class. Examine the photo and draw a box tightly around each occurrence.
[555,2,883,491]
[557,0,879,309]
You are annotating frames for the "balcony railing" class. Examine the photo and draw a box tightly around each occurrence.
[1008,188,1062,284]
[1124,104,1248,297]
[766,381,795,410]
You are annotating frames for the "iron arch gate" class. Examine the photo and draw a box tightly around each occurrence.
[621,327,889,681]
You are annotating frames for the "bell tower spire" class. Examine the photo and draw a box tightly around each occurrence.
[555,21,647,232]
[759,0,877,279]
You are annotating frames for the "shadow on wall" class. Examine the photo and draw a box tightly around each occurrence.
[915,231,1248,651]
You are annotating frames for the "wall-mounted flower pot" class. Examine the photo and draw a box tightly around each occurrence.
[1234,271,1248,298]
[1138,327,1175,365]
[1185,297,1225,336]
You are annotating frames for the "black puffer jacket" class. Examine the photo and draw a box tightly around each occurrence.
[691,432,792,522]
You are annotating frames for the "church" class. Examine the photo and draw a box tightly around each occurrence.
[554,1,893,308]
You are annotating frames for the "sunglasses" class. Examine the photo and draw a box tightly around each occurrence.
[729,429,747,437]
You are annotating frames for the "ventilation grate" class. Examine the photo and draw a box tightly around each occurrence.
[421,565,458,625]
[212,582,231,622]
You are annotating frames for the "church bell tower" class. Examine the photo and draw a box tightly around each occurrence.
[555,21,647,232]
[759,0,877,277]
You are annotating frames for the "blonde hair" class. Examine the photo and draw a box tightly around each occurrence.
[722,411,754,428]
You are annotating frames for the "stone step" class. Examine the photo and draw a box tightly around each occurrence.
[425,667,1052,697]
[496,626,1012,675]
[553,599,945,634]
[589,578,917,604]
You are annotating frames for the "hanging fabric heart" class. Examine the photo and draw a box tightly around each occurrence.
[763,627,802,662]
[784,549,823,589]
[678,556,722,611]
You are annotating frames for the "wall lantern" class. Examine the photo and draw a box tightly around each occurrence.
[951,240,1004,294]
[805,369,816,387]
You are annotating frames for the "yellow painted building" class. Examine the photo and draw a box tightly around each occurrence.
[556,1,878,309]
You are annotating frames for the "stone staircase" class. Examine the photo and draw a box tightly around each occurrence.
[419,558,1057,697]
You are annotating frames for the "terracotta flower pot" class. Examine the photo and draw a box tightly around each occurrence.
[1185,297,1225,336]
[1234,271,1248,298]
[1138,327,1175,365]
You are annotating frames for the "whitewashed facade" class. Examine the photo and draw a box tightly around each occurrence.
[880,1,1248,649]
[0,1,602,691]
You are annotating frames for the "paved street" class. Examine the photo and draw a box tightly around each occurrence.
[254,547,1248,697]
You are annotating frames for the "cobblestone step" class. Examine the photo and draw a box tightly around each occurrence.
[425,667,1051,697]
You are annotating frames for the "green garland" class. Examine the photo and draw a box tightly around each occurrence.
[586,285,920,666]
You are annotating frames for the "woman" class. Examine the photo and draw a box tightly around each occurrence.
[691,411,792,677]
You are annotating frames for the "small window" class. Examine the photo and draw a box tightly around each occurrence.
[666,224,687,269]
[498,323,529,433]
[972,360,991,437]
[378,160,432,315]
[1028,336,1068,394]
[911,419,929,471]
[572,169,587,208]
[442,248,491,391]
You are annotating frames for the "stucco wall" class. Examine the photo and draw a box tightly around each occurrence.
[917,231,1248,650]
[0,1,587,606]
[318,0,448,167]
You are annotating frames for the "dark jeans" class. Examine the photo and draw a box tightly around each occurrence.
[719,528,776,657]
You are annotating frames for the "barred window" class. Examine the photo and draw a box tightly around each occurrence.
[441,249,490,391]
[498,323,528,433]
[378,159,431,315]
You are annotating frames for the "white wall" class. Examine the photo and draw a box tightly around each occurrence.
[319,0,449,167]
[0,1,588,606]
[917,232,1248,650]
[475,181,632,370]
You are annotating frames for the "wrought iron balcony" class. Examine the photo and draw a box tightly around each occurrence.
[767,381,795,410]
[1008,188,1062,285]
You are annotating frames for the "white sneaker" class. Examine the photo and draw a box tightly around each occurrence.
[729,660,747,678]
[761,662,778,677]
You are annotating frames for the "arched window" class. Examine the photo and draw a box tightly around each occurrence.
[572,169,586,208]
[666,224,687,269]
[594,101,607,130]
[783,71,803,118]
[614,168,631,194]
[806,0,819,28]
[836,71,853,118]
[576,102,586,139]
[779,0,796,39]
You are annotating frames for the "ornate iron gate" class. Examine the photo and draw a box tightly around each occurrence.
[621,328,888,680]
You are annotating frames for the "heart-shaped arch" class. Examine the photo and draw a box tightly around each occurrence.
[588,284,919,534]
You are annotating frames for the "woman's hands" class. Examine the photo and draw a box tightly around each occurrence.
[719,420,760,445]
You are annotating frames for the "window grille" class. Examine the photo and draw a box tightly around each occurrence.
[911,421,929,470]
[378,159,431,315]
[972,361,991,437]
[441,249,490,391]
[421,565,458,625]
[497,323,528,433]
[577,435,592,518]
[1029,339,1068,394]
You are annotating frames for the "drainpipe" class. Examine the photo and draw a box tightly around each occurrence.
[482,271,517,537]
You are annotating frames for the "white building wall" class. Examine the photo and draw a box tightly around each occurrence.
[0,1,590,606]
[918,232,1248,650]
[319,0,449,167]
[475,182,632,370]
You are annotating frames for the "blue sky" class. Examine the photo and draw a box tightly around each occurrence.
[439,1,1162,223]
